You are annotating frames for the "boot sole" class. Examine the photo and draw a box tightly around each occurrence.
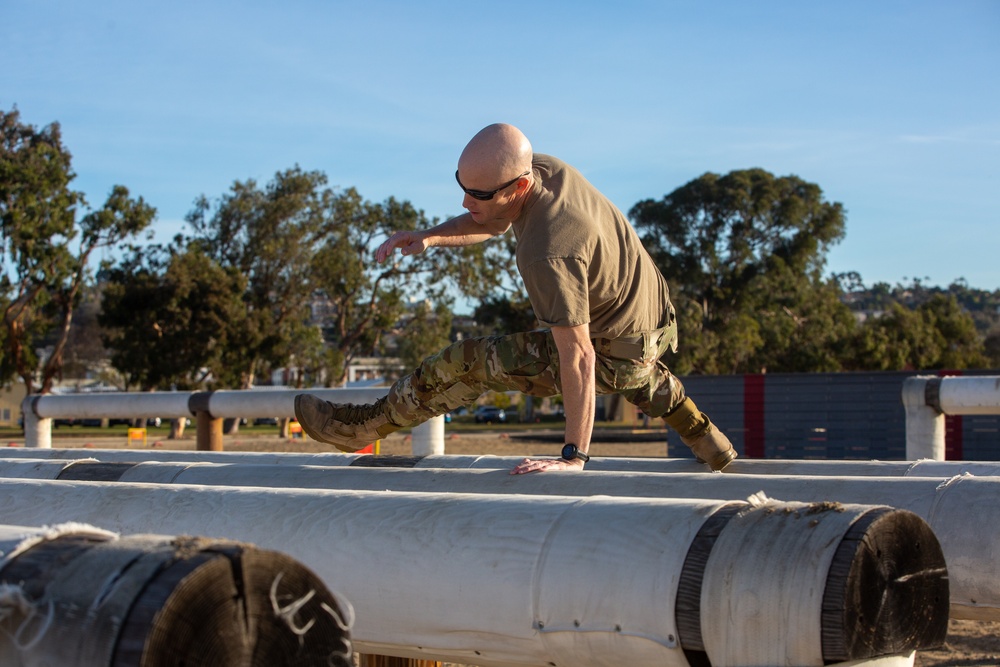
[711,449,738,471]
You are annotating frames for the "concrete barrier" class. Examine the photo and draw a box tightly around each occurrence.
[0,522,352,666]
[0,479,946,667]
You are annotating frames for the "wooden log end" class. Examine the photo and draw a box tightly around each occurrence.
[113,538,353,667]
[821,507,950,662]
[0,530,352,667]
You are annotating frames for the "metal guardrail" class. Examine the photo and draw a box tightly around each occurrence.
[20,388,444,454]
[903,375,1000,460]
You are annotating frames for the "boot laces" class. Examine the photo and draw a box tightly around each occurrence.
[332,398,385,425]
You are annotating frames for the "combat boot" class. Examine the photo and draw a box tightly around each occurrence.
[681,424,738,471]
[294,393,401,452]
[664,396,738,471]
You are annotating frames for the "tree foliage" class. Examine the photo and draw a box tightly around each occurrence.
[100,247,246,390]
[6,105,995,395]
[631,168,849,374]
[184,167,330,389]
[392,299,454,376]
[101,166,500,391]
[1,107,155,393]
[836,275,997,370]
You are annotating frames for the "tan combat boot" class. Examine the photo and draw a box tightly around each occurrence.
[664,396,738,471]
[294,394,401,452]
[681,424,737,471]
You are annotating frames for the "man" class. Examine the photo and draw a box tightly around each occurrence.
[295,123,736,474]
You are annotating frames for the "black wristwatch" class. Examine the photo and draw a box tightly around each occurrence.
[561,443,590,463]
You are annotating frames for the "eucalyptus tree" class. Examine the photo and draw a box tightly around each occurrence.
[630,168,849,374]
[100,246,246,391]
[184,166,330,390]
[184,168,508,390]
[1,107,154,393]
[845,294,987,371]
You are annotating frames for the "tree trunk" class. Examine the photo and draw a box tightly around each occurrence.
[169,418,186,439]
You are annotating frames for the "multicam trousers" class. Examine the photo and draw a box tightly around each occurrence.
[383,321,686,428]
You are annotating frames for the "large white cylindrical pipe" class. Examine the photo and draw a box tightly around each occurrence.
[936,375,1000,413]
[8,460,992,622]
[5,448,1000,477]
[201,388,387,419]
[22,391,193,427]
[0,522,353,667]
[0,479,946,667]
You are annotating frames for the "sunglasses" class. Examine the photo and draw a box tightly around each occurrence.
[455,170,530,201]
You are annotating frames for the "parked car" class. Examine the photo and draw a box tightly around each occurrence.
[474,406,507,424]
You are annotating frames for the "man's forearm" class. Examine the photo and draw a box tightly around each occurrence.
[551,325,596,455]
[422,213,508,249]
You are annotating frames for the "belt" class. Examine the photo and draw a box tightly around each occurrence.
[592,320,678,362]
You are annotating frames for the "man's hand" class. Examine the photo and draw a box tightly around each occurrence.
[510,457,585,475]
[376,231,428,264]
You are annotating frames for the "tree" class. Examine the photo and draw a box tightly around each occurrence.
[1,107,155,393]
[393,299,454,375]
[838,276,996,371]
[185,167,328,390]
[60,283,109,380]
[630,168,848,374]
[100,246,246,391]
[184,167,502,391]
[473,293,537,336]
[307,192,437,386]
[844,294,987,371]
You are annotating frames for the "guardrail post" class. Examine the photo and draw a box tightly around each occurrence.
[21,396,51,449]
[902,376,945,461]
[410,415,445,456]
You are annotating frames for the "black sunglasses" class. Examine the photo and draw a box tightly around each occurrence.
[455,170,530,201]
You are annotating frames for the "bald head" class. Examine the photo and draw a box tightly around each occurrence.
[458,123,533,185]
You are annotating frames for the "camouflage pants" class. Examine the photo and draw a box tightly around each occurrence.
[384,324,686,428]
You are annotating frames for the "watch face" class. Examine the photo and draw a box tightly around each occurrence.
[562,444,575,459]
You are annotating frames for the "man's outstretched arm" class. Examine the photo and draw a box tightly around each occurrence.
[376,213,510,263]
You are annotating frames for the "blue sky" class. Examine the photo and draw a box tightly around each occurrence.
[3,1,998,308]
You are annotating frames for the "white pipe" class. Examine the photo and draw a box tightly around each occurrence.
[903,375,1000,460]
[936,375,1000,414]
[19,389,445,455]
[0,479,946,667]
[4,459,992,622]
[5,448,1000,477]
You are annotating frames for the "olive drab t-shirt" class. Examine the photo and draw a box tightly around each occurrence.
[510,154,672,340]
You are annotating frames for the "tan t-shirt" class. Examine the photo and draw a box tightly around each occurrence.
[511,154,671,339]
